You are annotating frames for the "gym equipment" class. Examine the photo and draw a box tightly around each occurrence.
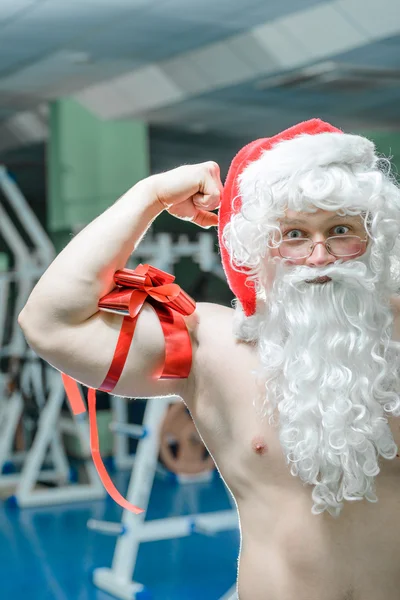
[0,166,105,506]
[90,396,239,600]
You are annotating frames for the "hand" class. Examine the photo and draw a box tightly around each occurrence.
[149,162,222,228]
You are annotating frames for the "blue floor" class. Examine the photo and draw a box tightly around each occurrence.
[0,469,240,600]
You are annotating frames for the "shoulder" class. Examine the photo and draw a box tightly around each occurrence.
[185,301,235,345]
[195,301,234,322]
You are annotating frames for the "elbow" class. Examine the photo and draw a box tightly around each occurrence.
[18,304,48,353]
[17,307,30,338]
[18,307,36,350]
[17,307,27,329]
[18,301,36,331]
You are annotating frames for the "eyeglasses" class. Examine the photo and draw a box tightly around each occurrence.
[277,235,368,260]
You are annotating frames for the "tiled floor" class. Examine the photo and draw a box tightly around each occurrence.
[0,469,240,599]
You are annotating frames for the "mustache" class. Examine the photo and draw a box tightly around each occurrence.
[275,258,377,293]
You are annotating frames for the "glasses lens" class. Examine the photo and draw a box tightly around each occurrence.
[279,239,311,259]
[326,236,362,256]
[279,236,362,259]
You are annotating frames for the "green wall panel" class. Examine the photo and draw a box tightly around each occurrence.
[47,99,149,249]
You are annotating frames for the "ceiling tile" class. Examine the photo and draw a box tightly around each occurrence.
[0,51,142,99]
[252,21,311,69]
[75,65,186,118]
[222,0,327,29]
[188,41,258,88]
[162,57,212,95]
[0,0,143,44]
[151,0,247,25]
[336,0,400,40]
[49,0,151,6]
[252,1,370,70]
[73,83,131,120]
[116,66,186,112]
[0,0,37,25]
[155,0,325,28]
[281,3,368,62]
[0,1,150,77]
[227,32,280,77]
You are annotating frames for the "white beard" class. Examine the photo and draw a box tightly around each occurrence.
[247,254,400,517]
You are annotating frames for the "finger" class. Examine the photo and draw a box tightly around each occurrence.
[193,209,219,229]
[204,161,222,187]
[198,162,222,202]
[192,191,220,212]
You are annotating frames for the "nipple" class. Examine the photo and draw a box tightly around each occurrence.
[252,436,268,456]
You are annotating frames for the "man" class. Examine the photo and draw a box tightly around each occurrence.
[19,119,400,600]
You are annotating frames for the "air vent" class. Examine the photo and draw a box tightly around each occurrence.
[256,61,400,92]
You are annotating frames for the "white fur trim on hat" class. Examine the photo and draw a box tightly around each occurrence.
[239,132,376,195]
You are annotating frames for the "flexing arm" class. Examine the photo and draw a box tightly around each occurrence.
[18,162,222,399]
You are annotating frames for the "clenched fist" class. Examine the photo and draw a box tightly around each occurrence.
[147,162,222,228]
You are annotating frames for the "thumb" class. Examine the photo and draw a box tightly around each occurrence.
[193,209,219,229]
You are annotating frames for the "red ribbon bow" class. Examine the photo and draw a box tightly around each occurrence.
[62,264,196,514]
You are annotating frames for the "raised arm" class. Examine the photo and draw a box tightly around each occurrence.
[18,162,222,400]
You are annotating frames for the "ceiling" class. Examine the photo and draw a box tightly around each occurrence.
[0,0,399,152]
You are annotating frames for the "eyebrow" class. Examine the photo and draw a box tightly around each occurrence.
[280,215,353,226]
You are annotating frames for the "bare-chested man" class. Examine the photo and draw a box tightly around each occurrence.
[19,119,400,600]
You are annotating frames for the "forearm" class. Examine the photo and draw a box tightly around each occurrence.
[20,180,163,331]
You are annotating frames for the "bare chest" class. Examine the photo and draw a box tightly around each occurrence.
[192,356,400,599]
[192,321,400,485]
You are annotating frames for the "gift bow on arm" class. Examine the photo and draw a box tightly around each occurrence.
[62,264,196,514]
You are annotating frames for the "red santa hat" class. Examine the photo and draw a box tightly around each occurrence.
[217,118,376,317]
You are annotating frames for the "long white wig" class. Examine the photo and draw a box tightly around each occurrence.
[223,132,400,517]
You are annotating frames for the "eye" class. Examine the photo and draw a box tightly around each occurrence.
[284,229,305,239]
[332,225,350,235]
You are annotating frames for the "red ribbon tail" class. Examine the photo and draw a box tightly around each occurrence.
[87,388,144,514]
[99,315,138,393]
[62,373,86,415]
[155,306,192,379]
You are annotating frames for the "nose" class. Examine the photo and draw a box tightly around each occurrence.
[306,240,336,268]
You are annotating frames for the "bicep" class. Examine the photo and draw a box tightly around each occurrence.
[23,303,190,399]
